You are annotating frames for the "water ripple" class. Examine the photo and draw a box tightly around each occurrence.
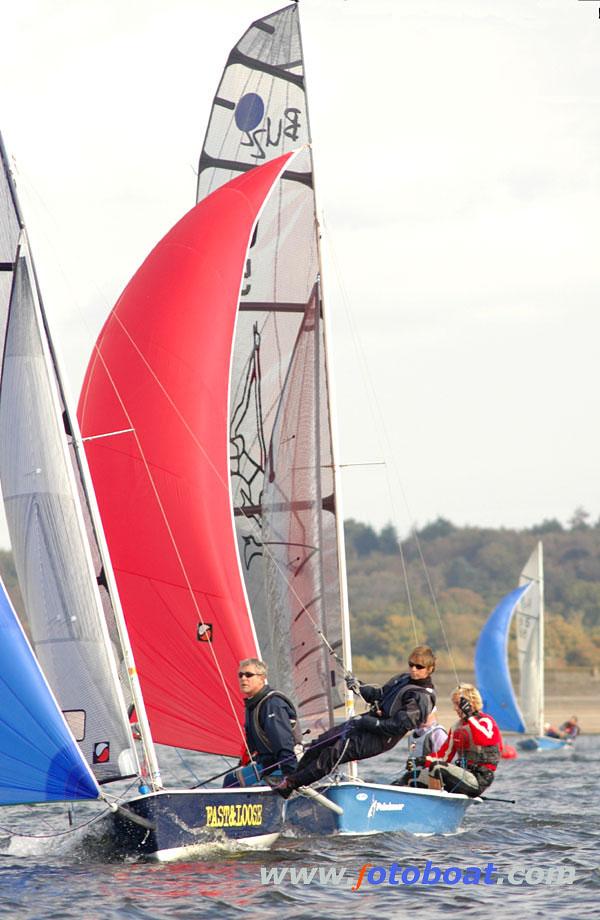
[0,736,597,918]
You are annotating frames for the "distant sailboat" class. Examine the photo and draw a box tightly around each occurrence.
[475,542,571,752]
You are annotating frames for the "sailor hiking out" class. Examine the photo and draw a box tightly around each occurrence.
[275,646,437,797]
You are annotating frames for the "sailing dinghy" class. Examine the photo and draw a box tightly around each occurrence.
[475,542,571,753]
[80,3,476,838]
[0,134,289,860]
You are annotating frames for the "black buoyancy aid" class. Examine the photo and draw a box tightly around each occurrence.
[250,689,302,753]
[381,675,437,719]
[455,720,501,768]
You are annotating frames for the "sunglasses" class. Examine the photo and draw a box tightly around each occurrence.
[238,671,259,678]
[408,661,427,670]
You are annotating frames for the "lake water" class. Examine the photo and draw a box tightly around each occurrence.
[0,736,597,919]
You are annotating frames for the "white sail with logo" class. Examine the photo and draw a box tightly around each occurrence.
[196,3,350,739]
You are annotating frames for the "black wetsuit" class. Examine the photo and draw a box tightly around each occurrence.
[288,673,436,788]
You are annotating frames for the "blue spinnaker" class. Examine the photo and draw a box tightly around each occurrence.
[0,578,99,804]
[474,583,531,733]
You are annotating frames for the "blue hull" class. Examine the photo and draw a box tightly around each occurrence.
[285,782,476,836]
[90,787,284,860]
[517,736,573,752]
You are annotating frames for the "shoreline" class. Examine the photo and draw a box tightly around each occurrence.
[354,668,600,733]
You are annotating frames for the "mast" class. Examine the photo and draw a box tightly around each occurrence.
[536,541,545,737]
[296,10,356,721]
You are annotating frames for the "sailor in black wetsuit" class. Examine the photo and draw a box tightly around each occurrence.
[224,658,299,787]
[275,646,437,797]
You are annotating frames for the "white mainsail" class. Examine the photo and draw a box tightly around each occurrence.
[516,541,544,736]
[196,3,352,740]
[0,135,141,784]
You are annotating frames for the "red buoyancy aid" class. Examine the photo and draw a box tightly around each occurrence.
[427,712,502,771]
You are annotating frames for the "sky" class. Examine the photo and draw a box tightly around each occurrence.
[1,0,599,548]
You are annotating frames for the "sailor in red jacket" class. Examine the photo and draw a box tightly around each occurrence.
[425,684,503,797]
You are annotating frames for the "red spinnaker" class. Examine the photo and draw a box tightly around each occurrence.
[78,153,295,754]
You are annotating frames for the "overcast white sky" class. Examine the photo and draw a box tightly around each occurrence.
[1,0,599,547]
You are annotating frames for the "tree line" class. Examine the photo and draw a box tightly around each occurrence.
[344,511,600,671]
[1,508,598,672]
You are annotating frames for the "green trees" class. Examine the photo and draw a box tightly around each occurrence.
[345,514,600,668]
[1,513,598,669]
[345,519,400,557]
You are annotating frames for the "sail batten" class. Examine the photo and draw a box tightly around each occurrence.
[199,152,312,188]
[239,300,313,313]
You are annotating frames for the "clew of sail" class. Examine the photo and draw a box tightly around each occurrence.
[78,152,299,756]
[516,541,544,736]
[0,575,98,804]
[0,134,137,784]
[197,2,345,738]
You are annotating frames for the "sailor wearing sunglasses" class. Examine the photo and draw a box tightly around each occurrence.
[275,645,437,798]
[224,658,299,787]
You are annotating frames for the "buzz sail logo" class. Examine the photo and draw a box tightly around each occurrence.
[235,92,302,159]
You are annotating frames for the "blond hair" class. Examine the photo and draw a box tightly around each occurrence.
[451,683,482,712]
